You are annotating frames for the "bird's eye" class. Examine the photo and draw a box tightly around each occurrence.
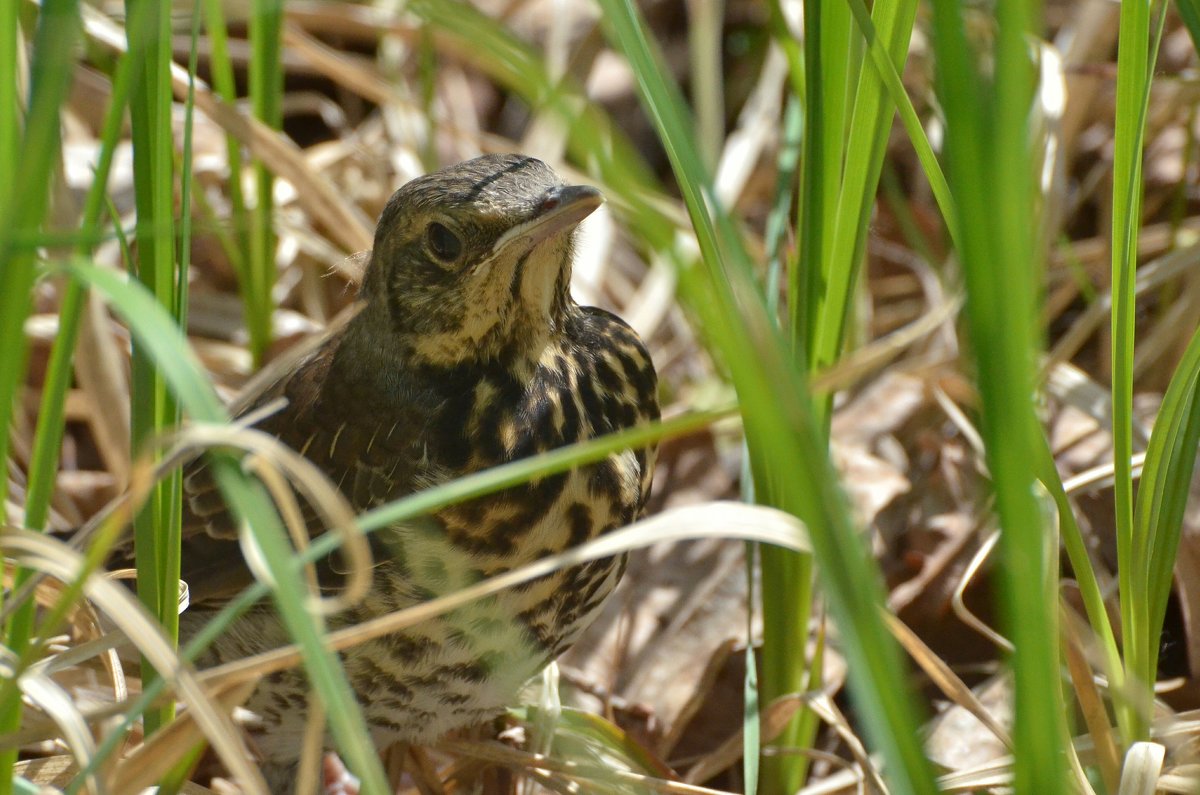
[425,222,463,263]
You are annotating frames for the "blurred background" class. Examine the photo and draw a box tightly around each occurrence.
[7,0,1200,792]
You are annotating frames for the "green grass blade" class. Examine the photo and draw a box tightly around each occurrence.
[1112,0,1165,742]
[156,7,203,790]
[809,0,918,427]
[786,0,852,371]
[1133,322,1200,695]
[1112,0,1149,725]
[0,4,84,791]
[23,4,135,537]
[1034,433,1127,740]
[202,0,249,278]
[0,0,16,185]
[0,0,79,521]
[928,0,1067,789]
[178,0,201,329]
[764,1,840,788]
[775,0,919,782]
[124,0,183,736]
[595,2,937,792]
[247,0,283,366]
[845,0,957,246]
[2,0,84,518]
[801,0,853,375]
[751,92,802,795]
[793,0,826,368]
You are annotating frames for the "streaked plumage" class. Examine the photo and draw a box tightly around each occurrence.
[176,155,658,788]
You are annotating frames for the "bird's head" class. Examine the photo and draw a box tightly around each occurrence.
[361,154,602,366]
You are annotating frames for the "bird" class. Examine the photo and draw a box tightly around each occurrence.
[173,154,659,790]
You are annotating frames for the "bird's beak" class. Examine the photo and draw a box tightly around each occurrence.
[490,184,604,256]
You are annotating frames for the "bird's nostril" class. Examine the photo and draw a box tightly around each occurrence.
[540,193,561,212]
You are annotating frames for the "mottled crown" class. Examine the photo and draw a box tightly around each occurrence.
[376,154,564,234]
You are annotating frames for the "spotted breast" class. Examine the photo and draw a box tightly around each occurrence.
[175,154,658,789]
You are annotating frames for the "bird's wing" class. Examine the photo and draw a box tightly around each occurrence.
[180,343,332,541]
[171,340,428,606]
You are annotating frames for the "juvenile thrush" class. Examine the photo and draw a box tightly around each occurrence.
[176,154,658,788]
